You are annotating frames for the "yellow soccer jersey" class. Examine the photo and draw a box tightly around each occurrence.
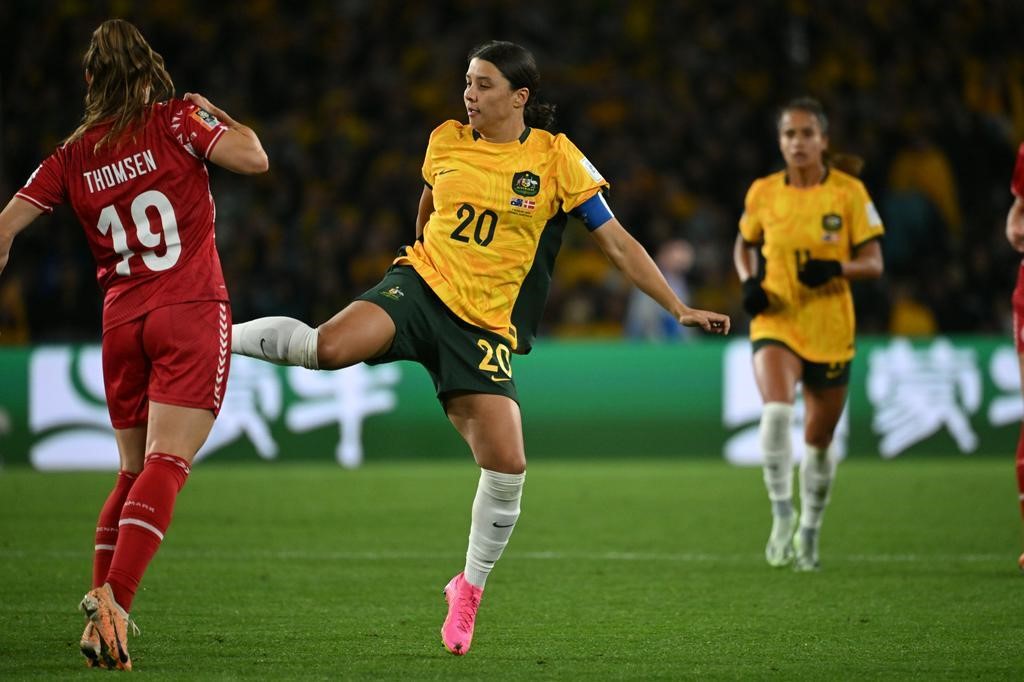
[738,168,884,363]
[396,120,608,352]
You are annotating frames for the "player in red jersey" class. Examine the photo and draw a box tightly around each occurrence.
[1007,142,1024,572]
[0,19,267,669]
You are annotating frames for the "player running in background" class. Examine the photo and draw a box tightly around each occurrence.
[1006,142,1024,571]
[231,40,730,656]
[734,97,884,571]
[0,19,267,669]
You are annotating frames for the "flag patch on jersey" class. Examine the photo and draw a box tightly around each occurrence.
[191,108,221,131]
[512,171,540,197]
[509,197,536,210]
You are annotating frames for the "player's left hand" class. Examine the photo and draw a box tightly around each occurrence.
[678,308,730,335]
[798,259,842,287]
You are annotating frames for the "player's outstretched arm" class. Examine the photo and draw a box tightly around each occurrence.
[1007,196,1024,253]
[0,197,43,276]
[590,218,730,335]
[184,92,269,175]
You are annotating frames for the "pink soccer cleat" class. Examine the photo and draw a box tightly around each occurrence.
[440,572,483,656]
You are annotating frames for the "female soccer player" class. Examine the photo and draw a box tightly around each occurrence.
[0,19,267,669]
[1006,142,1024,571]
[232,40,730,655]
[734,97,884,571]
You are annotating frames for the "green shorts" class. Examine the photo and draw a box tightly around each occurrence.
[751,338,852,389]
[357,265,518,403]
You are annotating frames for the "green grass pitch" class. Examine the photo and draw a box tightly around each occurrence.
[1,458,1022,679]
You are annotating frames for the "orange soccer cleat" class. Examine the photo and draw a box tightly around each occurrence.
[79,583,134,671]
[79,621,104,668]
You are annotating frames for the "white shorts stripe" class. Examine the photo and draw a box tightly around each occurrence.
[119,517,165,540]
[94,544,116,552]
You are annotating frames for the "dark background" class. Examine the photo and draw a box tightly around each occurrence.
[2,0,1021,343]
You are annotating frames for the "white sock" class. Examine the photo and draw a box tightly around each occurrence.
[464,468,524,589]
[760,402,794,517]
[799,443,837,530]
[232,317,319,369]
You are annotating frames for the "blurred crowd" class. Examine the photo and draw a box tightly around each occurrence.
[2,0,1023,344]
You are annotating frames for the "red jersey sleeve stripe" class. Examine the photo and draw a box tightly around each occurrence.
[14,192,53,213]
[202,126,228,159]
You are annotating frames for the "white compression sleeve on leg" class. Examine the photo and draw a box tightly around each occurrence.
[799,443,836,530]
[231,317,319,369]
[464,468,525,589]
[760,402,795,505]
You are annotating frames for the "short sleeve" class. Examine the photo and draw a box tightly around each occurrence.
[421,122,448,188]
[849,180,885,248]
[167,99,229,159]
[738,180,763,243]
[553,134,609,213]
[15,151,65,213]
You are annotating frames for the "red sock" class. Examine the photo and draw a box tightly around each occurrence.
[106,453,191,612]
[1017,422,1024,521]
[92,470,138,588]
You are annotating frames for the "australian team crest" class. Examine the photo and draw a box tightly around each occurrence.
[821,213,842,242]
[512,171,540,197]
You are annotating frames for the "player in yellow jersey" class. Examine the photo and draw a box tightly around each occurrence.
[734,97,884,571]
[231,40,730,654]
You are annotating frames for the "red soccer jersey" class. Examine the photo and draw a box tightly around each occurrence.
[1013,142,1024,198]
[16,99,230,331]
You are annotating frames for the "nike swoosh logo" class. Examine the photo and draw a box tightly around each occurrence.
[259,338,268,357]
[492,522,515,528]
[490,376,511,383]
[437,169,457,175]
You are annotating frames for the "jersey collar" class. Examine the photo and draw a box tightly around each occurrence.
[471,127,532,144]
[783,165,830,186]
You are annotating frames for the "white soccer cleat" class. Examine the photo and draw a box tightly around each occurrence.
[793,527,821,572]
[765,514,796,567]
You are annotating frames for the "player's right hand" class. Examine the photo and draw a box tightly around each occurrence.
[741,278,770,317]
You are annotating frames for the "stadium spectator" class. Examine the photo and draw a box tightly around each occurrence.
[733,97,884,571]
[0,19,268,669]
[1006,142,1024,571]
[229,40,730,656]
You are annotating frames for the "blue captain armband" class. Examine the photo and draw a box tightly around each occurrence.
[571,192,614,231]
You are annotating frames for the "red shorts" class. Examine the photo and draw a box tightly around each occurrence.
[102,300,231,429]
[1015,262,1024,354]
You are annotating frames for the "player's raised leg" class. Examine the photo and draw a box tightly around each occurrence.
[753,345,802,567]
[232,300,395,370]
[441,392,526,655]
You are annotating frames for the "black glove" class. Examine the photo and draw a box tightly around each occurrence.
[741,278,770,317]
[798,259,842,287]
